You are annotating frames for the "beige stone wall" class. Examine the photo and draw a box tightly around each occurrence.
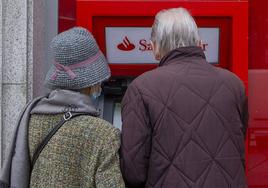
[0,0,3,167]
[0,0,32,165]
[0,0,58,167]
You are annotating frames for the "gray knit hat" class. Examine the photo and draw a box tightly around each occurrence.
[45,27,111,89]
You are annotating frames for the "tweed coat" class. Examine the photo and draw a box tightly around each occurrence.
[28,113,125,188]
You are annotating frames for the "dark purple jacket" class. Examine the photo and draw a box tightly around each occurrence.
[120,46,248,188]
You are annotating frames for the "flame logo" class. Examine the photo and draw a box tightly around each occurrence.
[117,36,135,51]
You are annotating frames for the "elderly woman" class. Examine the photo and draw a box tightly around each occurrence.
[120,8,248,188]
[0,27,125,188]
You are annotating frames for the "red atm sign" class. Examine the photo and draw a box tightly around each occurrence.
[105,27,219,64]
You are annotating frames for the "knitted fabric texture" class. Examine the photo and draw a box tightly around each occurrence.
[45,27,111,89]
[28,114,124,188]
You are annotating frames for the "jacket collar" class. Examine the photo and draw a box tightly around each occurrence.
[159,46,206,67]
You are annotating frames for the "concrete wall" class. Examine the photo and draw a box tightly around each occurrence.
[0,0,3,167]
[0,0,58,166]
[33,0,58,97]
[0,0,31,165]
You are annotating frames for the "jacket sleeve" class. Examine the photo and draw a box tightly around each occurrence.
[240,89,249,139]
[95,130,125,188]
[120,83,151,188]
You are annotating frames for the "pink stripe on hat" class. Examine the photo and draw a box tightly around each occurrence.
[51,51,101,80]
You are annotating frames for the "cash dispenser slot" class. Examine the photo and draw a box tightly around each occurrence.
[102,78,133,130]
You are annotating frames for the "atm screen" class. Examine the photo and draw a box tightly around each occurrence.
[105,27,220,64]
[113,103,122,130]
[199,27,220,64]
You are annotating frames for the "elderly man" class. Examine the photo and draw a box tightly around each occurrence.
[120,7,248,188]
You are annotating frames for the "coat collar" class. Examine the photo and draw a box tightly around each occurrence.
[31,89,100,116]
[159,46,206,67]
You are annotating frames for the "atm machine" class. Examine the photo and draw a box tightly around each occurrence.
[98,24,226,130]
[76,0,248,131]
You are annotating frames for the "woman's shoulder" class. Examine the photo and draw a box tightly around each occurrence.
[30,114,120,143]
[71,115,121,141]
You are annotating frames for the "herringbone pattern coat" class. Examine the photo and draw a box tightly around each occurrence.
[28,114,125,188]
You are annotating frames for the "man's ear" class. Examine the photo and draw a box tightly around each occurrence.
[150,40,161,61]
[198,40,203,49]
[155,53,161,61]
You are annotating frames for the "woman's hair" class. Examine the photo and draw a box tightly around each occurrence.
[151,7,200,59]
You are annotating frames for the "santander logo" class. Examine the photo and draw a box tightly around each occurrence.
[117,36,153,52]
[117,36,135,51]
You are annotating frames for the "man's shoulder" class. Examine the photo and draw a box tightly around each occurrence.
[130,67,165,89]
[213,67,246,98]
[215,67,244,87]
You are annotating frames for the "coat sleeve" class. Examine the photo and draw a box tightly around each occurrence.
[95,130,125,188]
[120,83,151,188]
[240,89,249,139]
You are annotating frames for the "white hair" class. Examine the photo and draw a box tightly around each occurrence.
[151,7,200,58]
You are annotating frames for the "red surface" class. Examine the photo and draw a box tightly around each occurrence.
[247,127,268,188]
[247,70,268,187]
[58,0,76,33]
[249,0,268,69]
[77,0,248,87]
[249,71,268,125]
[247,1,268,187]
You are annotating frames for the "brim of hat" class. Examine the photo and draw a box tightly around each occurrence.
[44,53,111,90]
